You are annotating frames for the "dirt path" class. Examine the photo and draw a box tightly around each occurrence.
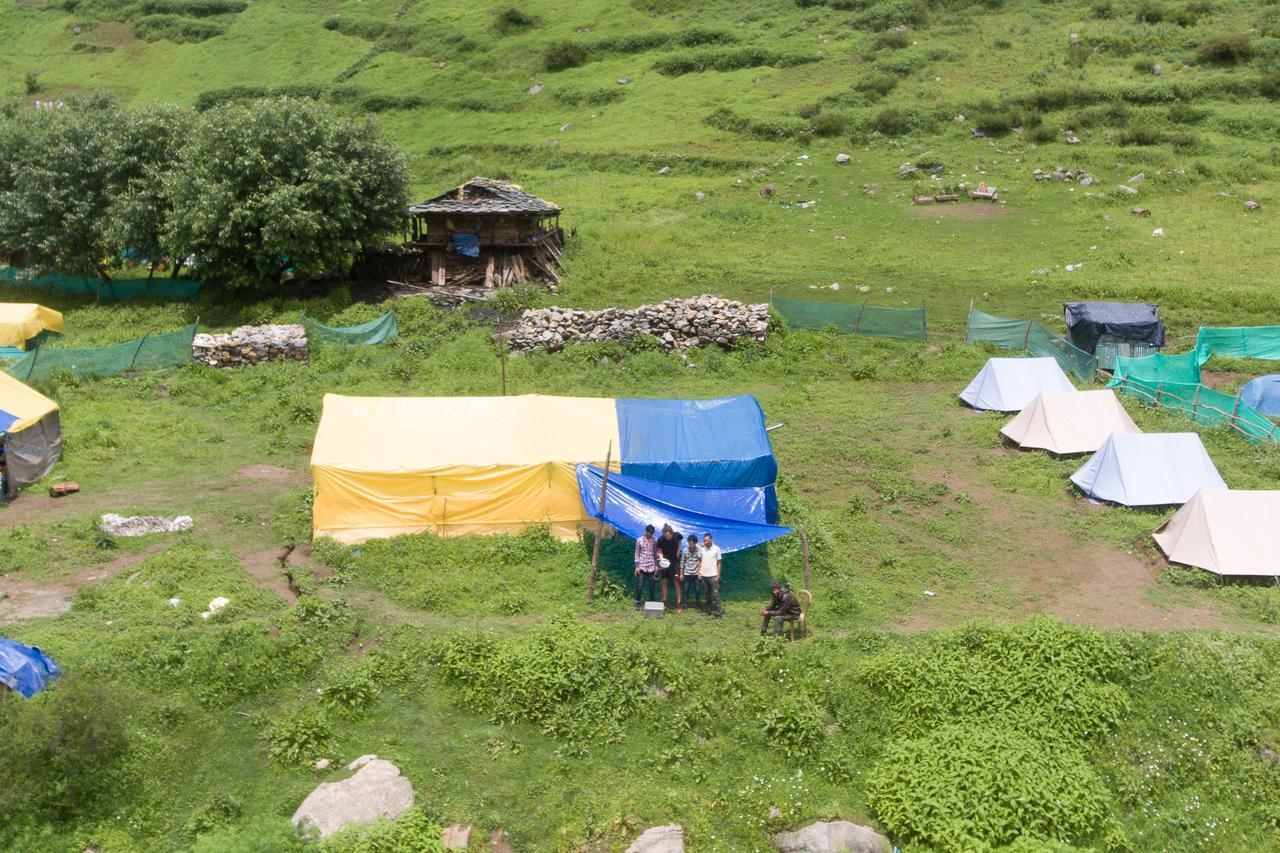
[0,545,164,624]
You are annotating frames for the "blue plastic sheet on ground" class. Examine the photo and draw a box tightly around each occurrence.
[451,234,481,258]
[1238,375,1280,417]
[0,637,61,698]
[576,465,791,554]
[615,395,778,489]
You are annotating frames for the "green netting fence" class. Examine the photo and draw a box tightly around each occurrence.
[301,312,398,346]
[772,298,927,341]
[1194,326,1280,363]
[1109,349,1203,386]
[1109,375,1280,444]
[0,266,202,302]
[5,324,197,382]
[965,308,1097,381]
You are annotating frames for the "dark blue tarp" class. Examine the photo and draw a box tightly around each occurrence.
[615,395,778,489]
[1064,301,1165,353]
[0,407,18,432]
[1238,375,1280,417]
[451,233,481,258]
[0,637,60,698]
[576,465,791,554]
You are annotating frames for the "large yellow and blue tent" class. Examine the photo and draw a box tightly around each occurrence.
[0,303,63,350]
[0,371,61,495]
[310,393,780,544]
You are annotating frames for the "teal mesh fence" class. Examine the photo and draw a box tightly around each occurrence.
[5,324,197,382]
[1110,375,1280,444]
[773,298,927,341]
[301,312,398,346]
[0,266,201,302]
[965,308,1097,381]
[1109,350,1202,386]
[1194,326,1280,363]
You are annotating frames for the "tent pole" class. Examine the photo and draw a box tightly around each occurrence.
[587,442,613,602]
[798,527,810,593]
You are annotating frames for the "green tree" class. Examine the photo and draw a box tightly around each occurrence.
[164,97,409,290]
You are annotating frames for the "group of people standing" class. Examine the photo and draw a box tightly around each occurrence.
[633,524,723,618]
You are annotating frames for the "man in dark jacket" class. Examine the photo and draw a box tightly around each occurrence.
[760,580,803,637]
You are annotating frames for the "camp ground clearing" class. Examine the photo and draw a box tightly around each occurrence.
[5,0,1280,848]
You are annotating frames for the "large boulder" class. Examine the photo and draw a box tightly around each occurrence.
[773,820,890,853]
[627,823,685,853]
[292,754,414,839]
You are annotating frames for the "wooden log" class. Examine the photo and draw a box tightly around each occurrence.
[912,195,936,204]
[484,255,495,288]
[970,190,998,200]
[49,481,80,497]
[934,194,960,203]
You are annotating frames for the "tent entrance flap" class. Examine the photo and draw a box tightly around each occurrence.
[576,465,791,553]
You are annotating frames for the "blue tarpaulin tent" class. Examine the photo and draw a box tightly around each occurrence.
[0,637,60,698]
[616,395,777,488]
[1070,432,1227,507]
[576,465,791,553]
[1238,375,1280,417]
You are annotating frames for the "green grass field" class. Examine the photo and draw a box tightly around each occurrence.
[3,0,1280,850]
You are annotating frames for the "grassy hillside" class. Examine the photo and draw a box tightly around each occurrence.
[3,0,1280,851]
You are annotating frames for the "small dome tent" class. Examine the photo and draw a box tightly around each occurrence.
[1070,432,1226,506]
[1237,375,1280,417]
[1153,489,1280,577]
[959,357,1076,412]
[1000,389,1140,455]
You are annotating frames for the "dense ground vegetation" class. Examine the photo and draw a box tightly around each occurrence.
[2,0,1280,850]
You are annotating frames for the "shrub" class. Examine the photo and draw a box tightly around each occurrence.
[1025,124,1059,143]
[1259,72,1280,98]
[268,706,332,764]
[810,111,848,136]
[872,107,911,135]
[874,29,910,50]
[653,47,818,76]
[1173,0,1212,26]
[23,71,39,95]
[551,86,625,106]
[1092,0,1113,18]
[1167,102,1208,123]
[495,6,535,31]
[856,72,899,97]
[361,93,426,111]
[319,670,380,718]
[324,808,445,852]
[133,13,225,42]
[760,694,826,757]
[1197,33,1252,64]
[0,678,133,822]
[1135,1,1165,23]
[867,724,1110,849]
[1118,123,1164,144]
[140,0,247,15]
[544,40,587,71]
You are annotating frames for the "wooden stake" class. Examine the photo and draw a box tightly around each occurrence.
[798,527,811,593]
[587,443,613,602]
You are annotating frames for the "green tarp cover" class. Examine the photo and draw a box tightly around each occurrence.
[773,299,927,341]
[965,308,1097,381]
[5,324,196,382]
[1110,375,1280,444]
[1194,326,1280,363]
[1,266,201,302]
[301,312,398,346]
[1109,350,1203,386]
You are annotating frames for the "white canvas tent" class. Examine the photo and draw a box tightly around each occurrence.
[960,357,1076,412]
[1000,389,1140,455]
[1153,489,1280,577]
[1070,433,1226,506]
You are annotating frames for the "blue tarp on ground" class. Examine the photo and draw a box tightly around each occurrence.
[1238,375,1280,417]
[0,637,60,698]
[1069,432,1227,507]
[576,465,791,553]
[616,395,778,488]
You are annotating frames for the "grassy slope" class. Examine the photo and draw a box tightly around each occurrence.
[2,0,1280,850]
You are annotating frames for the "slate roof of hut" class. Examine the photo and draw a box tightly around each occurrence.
[408,177,562,216]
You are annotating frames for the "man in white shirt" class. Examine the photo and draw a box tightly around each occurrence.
[698,533,723,619]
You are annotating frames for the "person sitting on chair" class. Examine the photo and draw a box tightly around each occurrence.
[760,580,802,637]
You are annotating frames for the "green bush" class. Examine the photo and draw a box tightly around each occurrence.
[495,6,535,31]
[361,93,426,112]
[872,106,911,135]
[867,724,1110,848]
[0,678,133,823]
[1092,0,1114,18]
[874,29,910,50]
[323,808,444,852]
[1117,123,1164,145]
[140,0,246,15]
[544,40,587,71]
[268,706,333,764]
[551,86,626,107]
[855,72,899,97]
[653,47,819,76]
[1135,1,1165,23]
[810,111,848,136]
[133,13,225,42]
[760,693,826,757]
[1197,33,1252,64]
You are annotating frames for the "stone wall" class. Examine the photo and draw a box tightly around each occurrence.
[192,324,308,367]
[508,295,770,353]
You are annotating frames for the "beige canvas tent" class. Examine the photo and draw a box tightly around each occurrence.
[1153,489,1280,577]
[1000,389,1140,455]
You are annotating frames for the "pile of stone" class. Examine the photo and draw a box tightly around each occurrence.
[192,324,308,367]
[1033,167,1095,185]
[99,514,193,537]
[508,295,770,353]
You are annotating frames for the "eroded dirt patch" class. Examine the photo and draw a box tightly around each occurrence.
[236,464,299,483]
[909,201,1009,220]
[0,546,163,624]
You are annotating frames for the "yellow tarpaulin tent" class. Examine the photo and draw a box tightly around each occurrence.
[0,303,64,350]
[311,394,622,543]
